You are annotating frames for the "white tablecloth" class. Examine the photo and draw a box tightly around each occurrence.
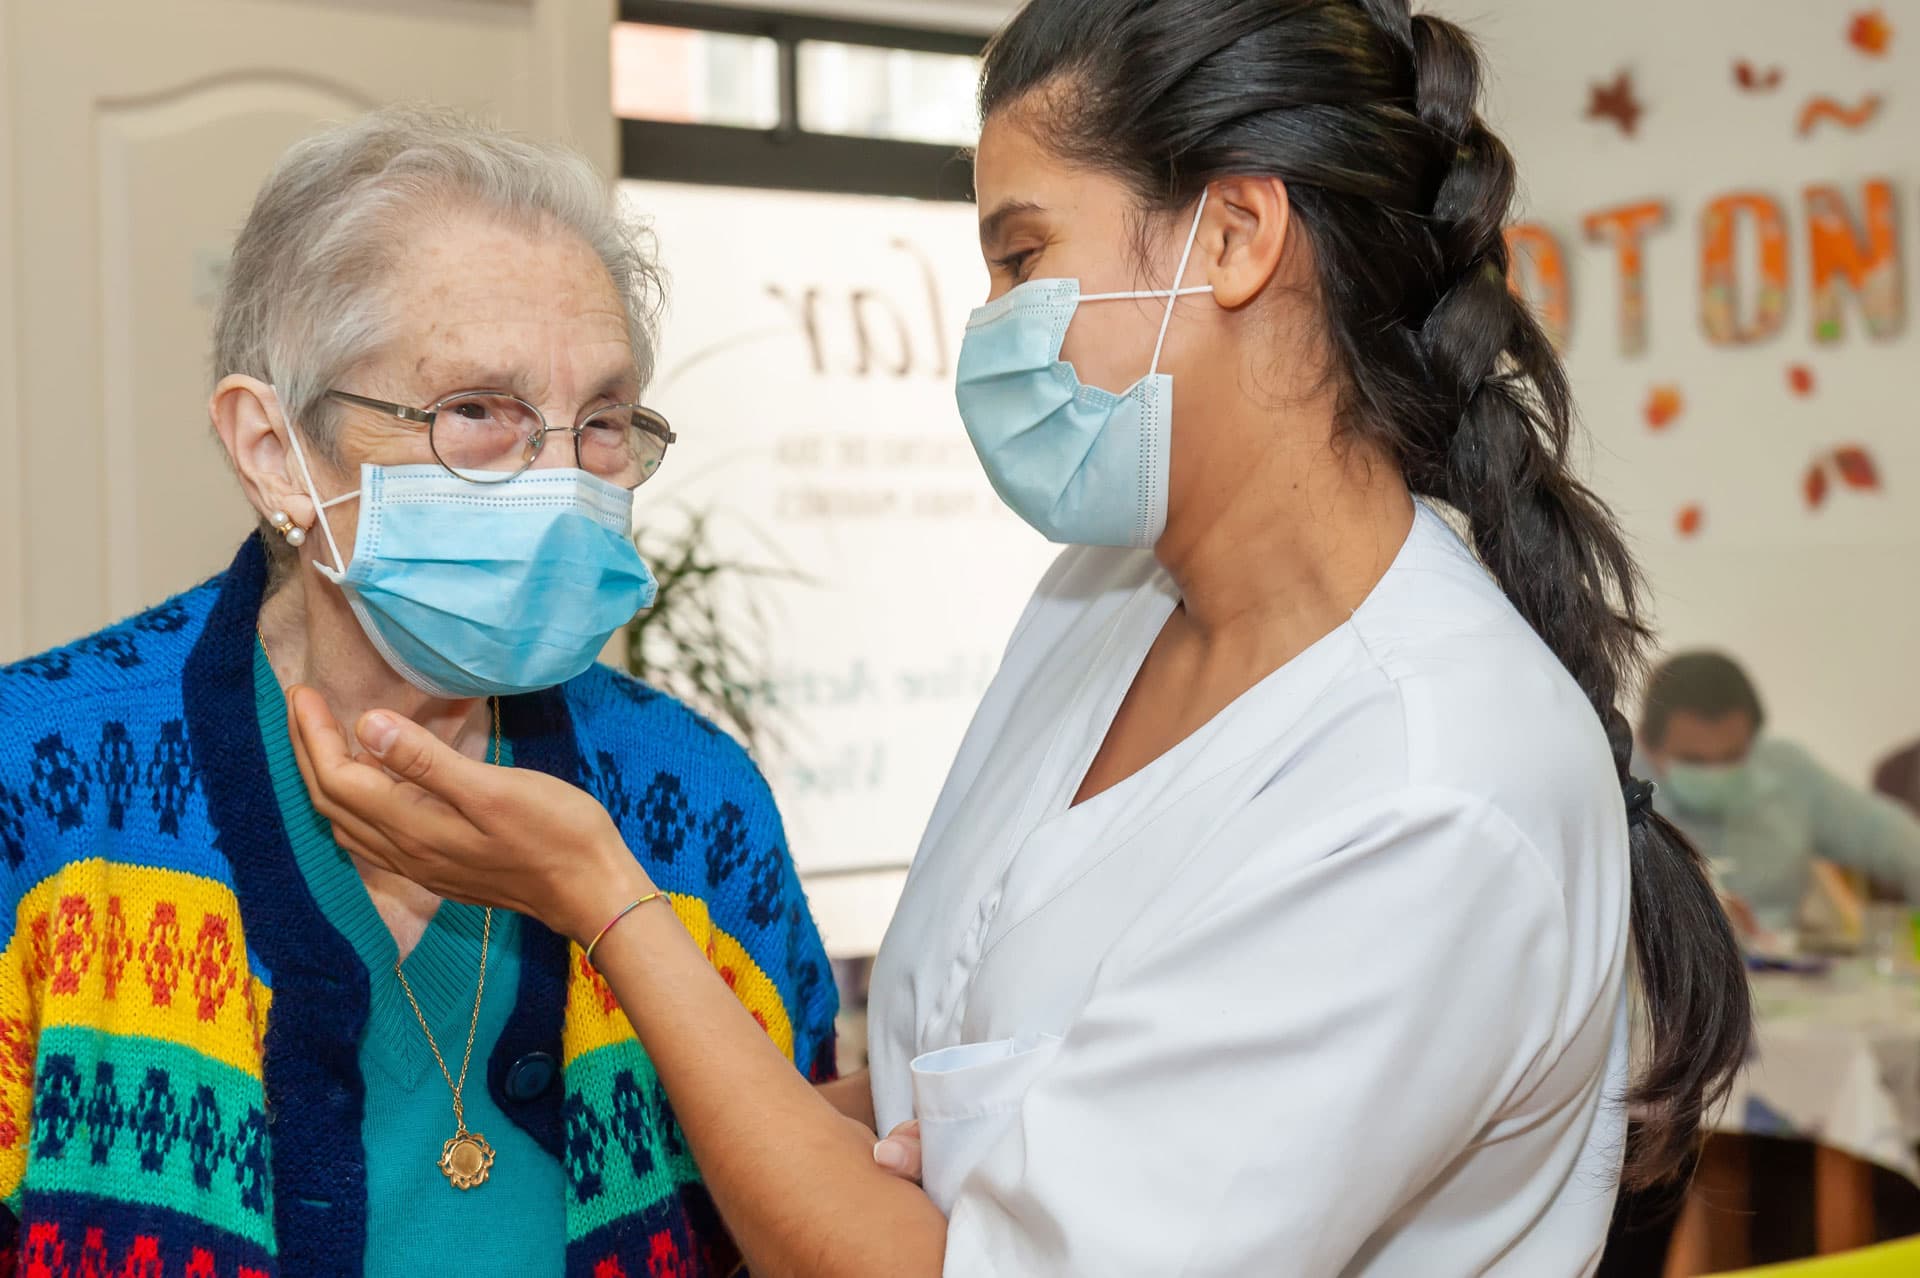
[1713,965,1920,1180]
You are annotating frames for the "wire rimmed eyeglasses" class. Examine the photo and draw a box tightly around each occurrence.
[325,388,676,489]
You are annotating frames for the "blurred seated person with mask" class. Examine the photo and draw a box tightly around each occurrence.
[1875,738,1920,818]
[1638,651,1920,938]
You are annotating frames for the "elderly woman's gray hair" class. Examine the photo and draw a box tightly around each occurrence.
[213,104,665,459]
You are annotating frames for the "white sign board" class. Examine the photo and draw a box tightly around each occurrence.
[621,180,1056,954]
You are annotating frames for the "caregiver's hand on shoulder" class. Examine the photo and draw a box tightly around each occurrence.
[286,686,648,943]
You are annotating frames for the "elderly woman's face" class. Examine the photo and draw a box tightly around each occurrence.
[304,214,638,557]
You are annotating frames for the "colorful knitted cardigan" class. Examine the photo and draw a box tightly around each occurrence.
[0,538,838,1276]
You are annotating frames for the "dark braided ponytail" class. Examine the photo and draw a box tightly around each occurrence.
[982,0,1750,1188]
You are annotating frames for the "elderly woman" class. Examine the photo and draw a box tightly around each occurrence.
[0,107,834,1276]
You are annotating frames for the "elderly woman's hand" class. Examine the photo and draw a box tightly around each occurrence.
[286,686,650,943]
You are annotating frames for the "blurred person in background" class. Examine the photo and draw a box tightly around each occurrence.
[1874,738,1920,818]
[282,0,1754,1274]
[1639,650,1920,939]
[0,107,834,1276]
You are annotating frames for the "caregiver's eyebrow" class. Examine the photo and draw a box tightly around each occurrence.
[979,200,1045,250]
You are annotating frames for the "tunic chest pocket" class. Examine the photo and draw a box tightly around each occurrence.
[909,1032,1065,1214]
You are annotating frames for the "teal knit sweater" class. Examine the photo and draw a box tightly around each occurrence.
[0,537,837,1276]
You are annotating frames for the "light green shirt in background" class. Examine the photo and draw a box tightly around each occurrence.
[1652,738,1920,933]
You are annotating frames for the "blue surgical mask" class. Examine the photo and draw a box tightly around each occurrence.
[1662,761,1752,818]
[286,424,657,699]
[955,192,1214,547]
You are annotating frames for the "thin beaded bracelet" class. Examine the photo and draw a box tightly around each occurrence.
[584,891,670,967]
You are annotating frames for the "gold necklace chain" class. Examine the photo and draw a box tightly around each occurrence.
[393,694,500,1189]
[394,899,491,1140]
[255,625,502,1189]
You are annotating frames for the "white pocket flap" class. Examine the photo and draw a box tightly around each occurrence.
[910,1033,1064,1213]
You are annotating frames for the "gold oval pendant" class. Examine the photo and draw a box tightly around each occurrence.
[439,1131,495,1190]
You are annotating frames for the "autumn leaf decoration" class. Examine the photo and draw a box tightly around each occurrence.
[1803,445,1882,509]
[1586,71,1644,136]
[1797,94,1884,136]
[1805,465,1829,509]
[1644,385,1684,430]
[1733,61,1783,92]
[1834,446,1879,488]
[1850,9,1893,57]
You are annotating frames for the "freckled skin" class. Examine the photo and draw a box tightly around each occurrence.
[285,213,642,957]
[308,214,641,567]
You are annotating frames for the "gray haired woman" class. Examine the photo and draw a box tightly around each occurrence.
[0,106,834,1277]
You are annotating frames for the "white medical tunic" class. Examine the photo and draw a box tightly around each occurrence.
[867,504,1632,1277]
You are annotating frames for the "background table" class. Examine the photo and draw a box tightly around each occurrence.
[1718,967,1920,1184]
[1687,964,1920,1267]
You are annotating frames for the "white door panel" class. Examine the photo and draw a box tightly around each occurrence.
[1,0,613,657]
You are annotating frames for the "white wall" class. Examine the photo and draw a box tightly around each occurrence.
[789,0,1920,782]
[0,0,616,659]
[1461,0,1919,780]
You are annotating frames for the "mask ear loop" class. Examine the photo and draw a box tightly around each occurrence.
[1149,188,1211,377]
[272,386,355,580]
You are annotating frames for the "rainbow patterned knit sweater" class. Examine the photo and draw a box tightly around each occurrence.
[0,537,837,1276]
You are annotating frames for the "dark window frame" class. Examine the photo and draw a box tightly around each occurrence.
[617,1,983,201]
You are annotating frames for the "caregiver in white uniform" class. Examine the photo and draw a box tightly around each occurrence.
[289,1,1753,1274]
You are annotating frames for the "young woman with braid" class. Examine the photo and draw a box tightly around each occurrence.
[287,1,1752,1273]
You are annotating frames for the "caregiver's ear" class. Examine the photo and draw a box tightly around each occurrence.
[211,374,315,528]
[1201,177,1293,309]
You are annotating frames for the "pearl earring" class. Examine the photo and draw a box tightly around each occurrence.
[269,510,307,548]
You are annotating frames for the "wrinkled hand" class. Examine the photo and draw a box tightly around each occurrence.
[872,1120,922,1183]
[287,686,649,943]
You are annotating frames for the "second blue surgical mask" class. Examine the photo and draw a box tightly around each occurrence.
[954,192,1214,548]
[1662,761,1754,818]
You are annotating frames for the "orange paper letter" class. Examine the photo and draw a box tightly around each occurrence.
[1805,180,1904,342]
[1700,193,1789,345]
[1583,200,1670,356]
[1505,224,1571,349]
